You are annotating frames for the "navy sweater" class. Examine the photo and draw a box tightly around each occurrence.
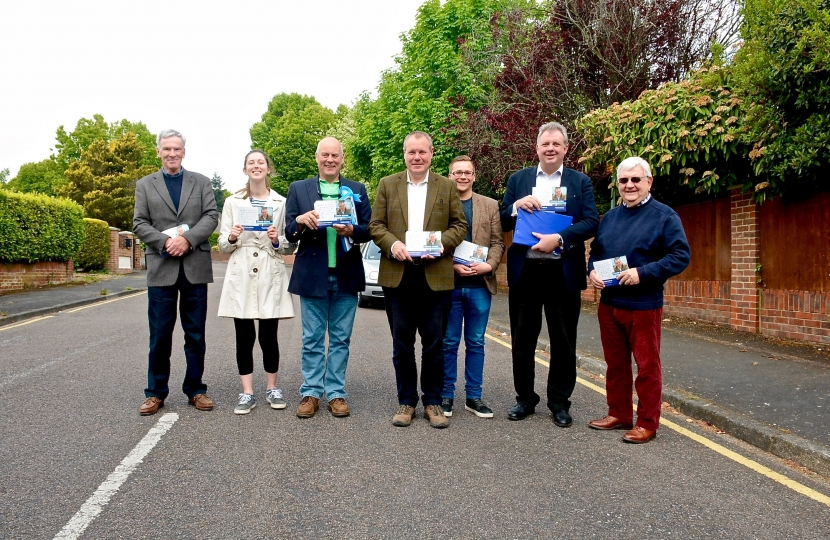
[588,197,690,310]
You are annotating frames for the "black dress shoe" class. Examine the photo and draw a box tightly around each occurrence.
[508,402,535,421]
[552,410,573,428]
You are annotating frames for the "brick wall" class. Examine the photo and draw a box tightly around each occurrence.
[729,190,761,333]
[761,290,830,344]
[106,228,137,274]
[664,280,731,326]
[0,260,74,294]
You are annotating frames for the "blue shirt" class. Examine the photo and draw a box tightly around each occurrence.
[162,168,184,211]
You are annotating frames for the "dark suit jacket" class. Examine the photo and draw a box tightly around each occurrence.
[133,169,218,287]
[370,171,467,291]
[285,177,372,297]
[500,166,598,291]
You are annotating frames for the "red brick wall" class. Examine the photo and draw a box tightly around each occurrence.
[0,260,74,294]
[761,290,830,344]
[664,280,731,326]
[729,190,760,333]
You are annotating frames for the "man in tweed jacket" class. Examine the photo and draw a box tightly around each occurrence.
[370,131,467,428]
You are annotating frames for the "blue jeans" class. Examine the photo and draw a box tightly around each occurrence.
[145,264,208,400]
[442,286,492,399]
[299,274,358,399]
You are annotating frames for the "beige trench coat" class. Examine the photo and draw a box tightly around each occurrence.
[217,190,295,319]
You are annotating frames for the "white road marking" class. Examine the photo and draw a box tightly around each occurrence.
[53,413,178,540]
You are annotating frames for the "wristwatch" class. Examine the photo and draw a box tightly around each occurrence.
[557,234,564,250]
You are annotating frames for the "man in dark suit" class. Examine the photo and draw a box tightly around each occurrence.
[133,129,219,416]
[370,131,467,429]
[285,137,372,419]
[500,122,599,426]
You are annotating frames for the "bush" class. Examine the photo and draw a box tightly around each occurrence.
[209,232,219,247]
[75,218,110,270]
[0,190,85,263]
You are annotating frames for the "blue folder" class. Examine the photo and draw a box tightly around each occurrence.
[513,208,573,246]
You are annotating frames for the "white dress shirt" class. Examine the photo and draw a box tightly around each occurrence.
[390,171,431,254]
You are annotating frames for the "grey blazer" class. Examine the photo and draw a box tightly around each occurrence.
[133,169,219,287]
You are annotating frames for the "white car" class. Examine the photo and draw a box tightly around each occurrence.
[358,241,384,308]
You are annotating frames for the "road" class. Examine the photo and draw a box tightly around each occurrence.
[1,265,829,539]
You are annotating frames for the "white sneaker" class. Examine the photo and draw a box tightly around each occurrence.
[266,388,286,410]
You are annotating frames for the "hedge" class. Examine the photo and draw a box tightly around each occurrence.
[0,190,85,263]
[75,218,110,270]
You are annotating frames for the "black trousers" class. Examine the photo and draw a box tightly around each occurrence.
[508,259,582,412]
[383,265,452,407]
[233,318,280,376]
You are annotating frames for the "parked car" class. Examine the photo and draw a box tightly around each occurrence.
[359,240,384,307]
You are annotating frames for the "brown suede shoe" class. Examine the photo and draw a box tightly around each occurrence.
[424,404,449,429]
[296,396,319,418]
[392,405,416,427]
[327,398,350,417]
[188,393,214,411]
[589,415,634,431]
[622,426,657,444]
[139,397,164,416]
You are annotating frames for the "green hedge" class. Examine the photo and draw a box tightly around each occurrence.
[75,218,110,270]
[0,190,85,263]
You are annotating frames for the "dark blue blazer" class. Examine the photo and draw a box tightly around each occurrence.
[500,166,599,291]
[285,177,373,297]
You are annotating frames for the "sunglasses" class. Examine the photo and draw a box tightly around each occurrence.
[617,176,647,185]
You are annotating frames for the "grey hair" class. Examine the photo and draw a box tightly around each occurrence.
[403,131,433,151]
[537,122,569,146]
[617,156,653,178]
[157,129,186,148]
[316,137,345,155]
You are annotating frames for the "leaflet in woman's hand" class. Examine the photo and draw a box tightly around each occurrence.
[239,206,273,231]
[593,255,629,286]
[406,231,442,257]
[314,198,355,227]
[453,240,489,266]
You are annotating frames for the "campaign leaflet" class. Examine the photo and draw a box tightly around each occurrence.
[453,240,489,266]
[593,255,630,286]
[160,224,189,258]
[532,185,567,212]
[406,230,442,257]
[314,197,356,227]
[239,206,274,231]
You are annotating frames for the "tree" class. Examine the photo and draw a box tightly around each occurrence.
[5,159,66,196]
[211,173,230,214]
[455,0,741,202]
[58,132,158,229]
[53,114,159,172]
[347,0,532,190]
[0,168,9,187]
[249,93,339,195]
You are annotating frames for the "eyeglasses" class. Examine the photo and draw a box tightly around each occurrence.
[451,170,475,177]
[618,176,647,185]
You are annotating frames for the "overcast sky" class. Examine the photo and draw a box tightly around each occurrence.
[0,0,425,192]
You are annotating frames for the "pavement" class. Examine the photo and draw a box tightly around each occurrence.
[2,268,829,478]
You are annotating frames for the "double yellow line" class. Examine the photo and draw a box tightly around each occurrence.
[485,332,830,508]
[0,291,147,332]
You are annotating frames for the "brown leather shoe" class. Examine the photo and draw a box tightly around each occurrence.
[296,396,319,418]
[327,398,350,417]
[139,397,164,416]
[392,405,416,427]
[589,415,634,431]
[188,393,214,411]
[622,426,657,444]
[424,404,449,429]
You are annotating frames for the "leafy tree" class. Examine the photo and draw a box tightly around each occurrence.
[249,93,339,195]
[53,114,159,172]
[733,0,830,199]
[211,173,230,214]
[58,132,157,229]
[347,0,532,189]
[0,168,8,185]
[5,159,66,196]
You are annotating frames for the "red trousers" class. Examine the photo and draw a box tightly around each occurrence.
[597,303,663,430]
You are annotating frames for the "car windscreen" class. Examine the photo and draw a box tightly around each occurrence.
[365,242,382,260]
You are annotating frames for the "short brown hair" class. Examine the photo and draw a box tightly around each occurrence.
[449,155,476,171]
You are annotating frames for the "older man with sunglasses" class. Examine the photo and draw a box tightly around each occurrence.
[587,156,690,443]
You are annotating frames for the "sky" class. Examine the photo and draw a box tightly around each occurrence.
[0,0,426,193]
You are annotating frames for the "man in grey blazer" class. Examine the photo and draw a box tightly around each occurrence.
[133,129,219,415]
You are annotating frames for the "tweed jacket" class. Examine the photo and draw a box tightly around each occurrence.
[133,169,218,287]
[369,171,468,291]
[455,193,504,295]
[500,166,599,291]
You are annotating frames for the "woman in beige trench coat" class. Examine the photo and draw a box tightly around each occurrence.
[218,150,295,415]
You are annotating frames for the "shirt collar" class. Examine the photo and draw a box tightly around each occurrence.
[626,193,652,208]
[406,171,430,185]
[536,164,563,179]
[161,167,184,179]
